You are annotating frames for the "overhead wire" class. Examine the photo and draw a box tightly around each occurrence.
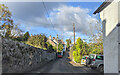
[42,0,58,35]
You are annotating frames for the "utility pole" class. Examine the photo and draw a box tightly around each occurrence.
[73,23,75,45]
[57,34,58,52]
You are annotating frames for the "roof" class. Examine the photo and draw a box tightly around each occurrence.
[93,0,113,14]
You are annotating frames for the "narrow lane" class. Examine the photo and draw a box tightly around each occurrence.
[31,52,100,73]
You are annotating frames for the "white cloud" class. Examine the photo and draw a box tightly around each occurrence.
[5,3,98,37]
[25,5,98,35]
[48,5,98,35]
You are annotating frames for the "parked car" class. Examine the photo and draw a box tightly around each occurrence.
[57,51,63,58]
[81,56,88,65]
[86,54,104,73]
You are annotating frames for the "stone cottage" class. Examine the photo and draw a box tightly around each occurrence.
[47,35,66,52]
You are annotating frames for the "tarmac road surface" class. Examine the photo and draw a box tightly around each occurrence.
[31,52,100,73]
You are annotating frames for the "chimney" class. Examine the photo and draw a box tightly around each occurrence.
[49,35,52,40]
[61,39,64,44]
[53,37,55,40]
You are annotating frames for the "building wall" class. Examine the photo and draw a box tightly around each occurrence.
[47,39,56,47]
[118,26,120,73]
[118,1,120,73]
[100,1,119,73]
[104,26,118,73]
[100,1,118,36]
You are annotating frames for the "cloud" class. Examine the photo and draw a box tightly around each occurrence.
[5,2,98,36]
[49,5,98,35]
[5,2,62,20]
[63,32,74,39]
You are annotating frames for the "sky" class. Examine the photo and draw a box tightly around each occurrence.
[2,2,103,43]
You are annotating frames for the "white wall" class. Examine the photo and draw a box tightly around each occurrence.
[100,1,119,73]
[118,1,120,73]
[100,1,118,36]
[118,26,120,73]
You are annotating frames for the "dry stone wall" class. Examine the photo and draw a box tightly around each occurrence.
[1,37,56,73]
[0,36,2,74]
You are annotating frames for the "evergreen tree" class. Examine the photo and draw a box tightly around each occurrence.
[66,39,71,50]
[73,38,89,63]
[27,34,48,49]
[58,43,63,52]
[24,32,30,41]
